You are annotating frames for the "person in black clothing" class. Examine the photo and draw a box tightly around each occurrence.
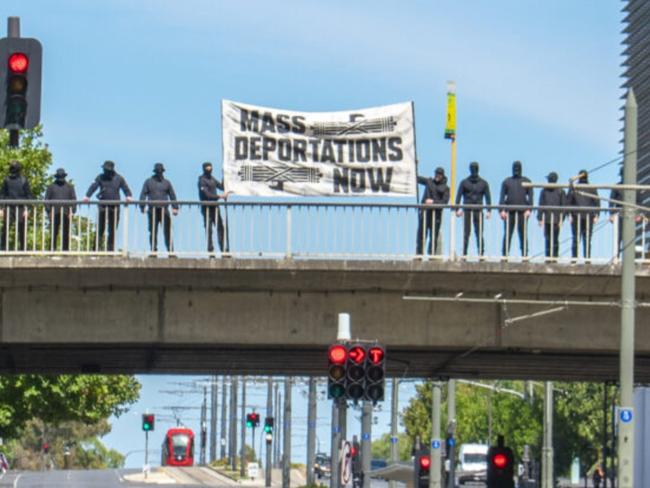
[84,160,132,251]
[499,160,533,258]
[0,161,33,251]
[567,170,600,260]
[140,163,178,253]
[415,167,449,256]
[198,162,230,254]
[609,166,644,257]
[537,172,565,259]
[456,161,492,257]
[45,168,77,251]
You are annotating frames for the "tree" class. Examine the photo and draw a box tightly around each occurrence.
[371,432,412,462]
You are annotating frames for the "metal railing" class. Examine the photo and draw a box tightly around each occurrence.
[0,200,643,264]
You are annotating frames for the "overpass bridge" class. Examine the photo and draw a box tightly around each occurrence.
[1,256,648,381]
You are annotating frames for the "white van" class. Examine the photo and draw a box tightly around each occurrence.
[456,443,488,485]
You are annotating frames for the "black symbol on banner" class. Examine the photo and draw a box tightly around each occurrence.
[310,116,397,137]
[239,164,323,192]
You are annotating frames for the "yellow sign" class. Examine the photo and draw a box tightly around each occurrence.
[444,90,456,140]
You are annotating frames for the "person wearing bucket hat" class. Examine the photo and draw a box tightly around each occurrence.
[0,160,33,251]
[566,169,600,261]
[83,160,132,251]
[415,166,449,256]
[537,171,565,260]
[45,168,77,251]
[139,162,179,254]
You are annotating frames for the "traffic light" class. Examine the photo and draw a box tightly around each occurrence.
[42,442,50,454]
[142,413,155,432]
[328,343,347,399]
[365,345,385,403]
[264,416,274,434]
[346,344,366,401]
[414,448,430,488]
[0,37,42,130]
[351,437,362,488]
[487,436,514,488]
[246,412,260,428]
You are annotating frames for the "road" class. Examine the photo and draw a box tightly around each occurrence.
[0,468,236,487]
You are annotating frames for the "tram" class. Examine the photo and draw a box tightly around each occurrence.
[161,427,194,466]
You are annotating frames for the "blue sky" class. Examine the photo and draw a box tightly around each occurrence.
[3,0,625,469]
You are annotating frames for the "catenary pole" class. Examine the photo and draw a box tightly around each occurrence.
[220,376,228,460]
[210,376,218,463]
[361,401,372,488]
[617,88,637,488]
[265,378,273,488]
[446,380,456,488]
[430,382,442,488]
[282,377,292,488]
[230,377,238,471]
[389,378,399,488]
[306,377,317,486]
[541,382,554,488]
[240,377,247,477]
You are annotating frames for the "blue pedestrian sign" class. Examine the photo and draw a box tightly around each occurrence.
[431,440,441,449]
[390,436,398,444]
[620,408,633,424]
[362,433,370,441]
[448,438,455,447]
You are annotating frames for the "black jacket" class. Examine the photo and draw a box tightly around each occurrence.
[45,181,77,214]
[567,186,600,217]
[418,176,449,205]
[537,188,565,222]
[1,174,32,201]
[610,186,645,216]
[198,174,224,211]
[455,176,491,207]
[139,176,179,210]
[499,176,533,209]
[86,173,132,201]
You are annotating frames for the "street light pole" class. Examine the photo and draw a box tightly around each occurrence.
[618,88,637,488]
[541,382,554,488]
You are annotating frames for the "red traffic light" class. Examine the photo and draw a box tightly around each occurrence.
[368,346,384,364]
[8,52,28,73]
[419,455,431,470]
[328,344,347,365]
[350,446,358,457]
[492,453,508,469]
[348,346,366,364]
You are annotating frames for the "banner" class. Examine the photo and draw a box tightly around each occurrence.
[221,100,416,197]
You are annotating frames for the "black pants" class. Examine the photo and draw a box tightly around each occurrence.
[147,207,172,251]
[97,206,120,252]
[51,213,71,251]
[502,211,528,256]
[543,222,560,258]
[202,208,225,253]
[415,209,442,255]
[0,206,26,251]
[571,215,594,258]
[462,210,485,255]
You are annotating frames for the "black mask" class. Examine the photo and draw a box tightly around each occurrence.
[103,168,114,177]
[9,164,20,176]
[203,167,213,176]
[469,162,479,178]
[512,161,522,177]
[547,173,558,184]
[154,169,164,177]
[55,176,65,185]
[579,172,588,184]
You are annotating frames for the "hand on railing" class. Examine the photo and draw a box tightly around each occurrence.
[82,197,90,203]
[455,209,463,217]
[424,199,433,205]
[500,210,507,220]
[524,210,531,219]
[172,208,179,216]
[126,196,133,202]
[221,191,233,201]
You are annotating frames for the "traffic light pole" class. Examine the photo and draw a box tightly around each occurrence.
[221,376,228,460]
[618,89,637,488]
[266,378,273,488]
[210,376,218,463]
[361,401,372,488]
[430,382,442,488]
[282,377,292,488]
[389,378,398,488]
[275,384,282,468]
[200,386,207,465]
[230,376,238,471]
[144,430,149,479]
[330,400,341,488]
[241,378,247,478]
[541,381,554,488]
[306,377,317,486]
[446,380,456,488]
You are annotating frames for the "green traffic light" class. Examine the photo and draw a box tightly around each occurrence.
[143,424,151,431]
[246,420,253,428]
[264,425,272,434]
[329,384,345,399]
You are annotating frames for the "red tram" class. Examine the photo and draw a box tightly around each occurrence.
[161,427,194,467]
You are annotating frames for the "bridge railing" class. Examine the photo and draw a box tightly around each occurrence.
[0,200,642,264]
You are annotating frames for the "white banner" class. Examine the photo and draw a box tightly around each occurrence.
[221,100,416,197]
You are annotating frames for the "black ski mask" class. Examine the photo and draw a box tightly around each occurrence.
[512,161,522,177]
[153,163,165,178]
[434,167,445,182]
[102,160,115,177]
[546,172,558,184]
[202,162,213,176]
[54,168,67,184]
[469,162,479,178]
[578,169,588,183]
[9,161,21,176]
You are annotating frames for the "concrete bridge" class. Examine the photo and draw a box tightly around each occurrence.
[1,256,649,381]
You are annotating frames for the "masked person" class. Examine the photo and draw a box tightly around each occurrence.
[609,166,644,257]
[537,172,565,260]
[140,163,179,254]
[415,167,449,256]
[499,160,533,259]
[198,162,230,254]
[84,160,132,251]
[45,168,77,251]
[0,161,33,251]
[567,170,600,260]
[456,161,491,257]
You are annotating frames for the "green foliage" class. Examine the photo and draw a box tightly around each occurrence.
[0,375,140,439]
[6,418,124,470]
[402,381,607,477]
[371,432,412,461]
